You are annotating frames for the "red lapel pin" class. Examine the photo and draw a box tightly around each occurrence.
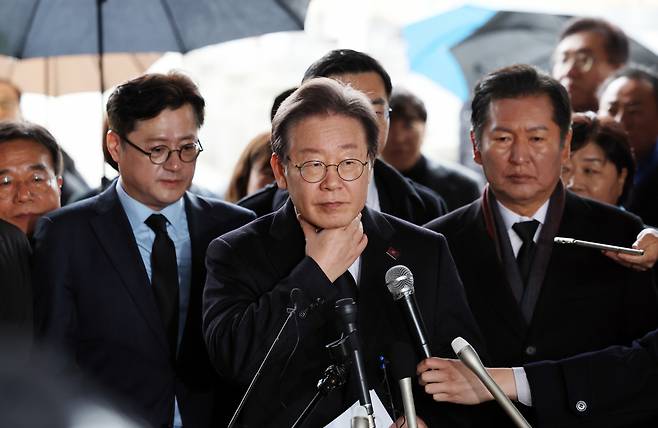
[386,246,400,260]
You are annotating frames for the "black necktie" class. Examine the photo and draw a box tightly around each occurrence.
[512,220,540,287]
[145,214,179,358]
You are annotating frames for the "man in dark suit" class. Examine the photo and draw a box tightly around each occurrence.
[203,78,483,427]
[32,72,255,428]
[239,49,446,225]
[382,88,483,211]
[598,66,658,227]
[423,65,658,425]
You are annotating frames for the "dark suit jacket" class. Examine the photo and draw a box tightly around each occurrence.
[32,185,255,428]
[0,219,32,335]
[203,201,484,427]
[626,163,658,227]
[525,327,658,427]
[426,189,657,367]
[402,155,483,212]
[238,158,447,224]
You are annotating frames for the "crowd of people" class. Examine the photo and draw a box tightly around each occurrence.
[2,14,658,428]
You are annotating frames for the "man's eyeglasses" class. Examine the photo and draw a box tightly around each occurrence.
[554,51,595,73]
[119,135,203,165]
[290,158,369,183]
[0,172,57,200]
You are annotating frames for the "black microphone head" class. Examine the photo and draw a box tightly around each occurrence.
[388,341,417,380]
[335,298,357,332]
[385,265,414,300]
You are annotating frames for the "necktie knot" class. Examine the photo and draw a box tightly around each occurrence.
[513,220,539,244]
[145,214,169,234]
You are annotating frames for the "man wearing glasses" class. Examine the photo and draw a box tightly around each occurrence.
[203,78,483,427]
[32,72,255,428]
[552,17,629,113]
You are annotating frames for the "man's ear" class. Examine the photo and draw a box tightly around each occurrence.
[270,153,288,190]
[106,130,122,166]
[471,130,482,165]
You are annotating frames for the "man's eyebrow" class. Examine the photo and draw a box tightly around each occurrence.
[0,163,49,175]
[371,98,387,106]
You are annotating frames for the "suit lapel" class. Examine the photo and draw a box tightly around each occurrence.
[356,208,397,349]
[462,199,528,339]
[268,201,307,279]
[89,186,169,351]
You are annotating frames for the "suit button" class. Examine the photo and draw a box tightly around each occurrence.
[576,400,587,412]
[524,345,536,356]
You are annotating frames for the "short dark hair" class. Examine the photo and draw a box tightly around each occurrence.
[0,79,21,102]
[571,112,635,204]
[559,17,629,66]
[271,77,379,161]
[471,64,572,146]
[106,72,205,138]
[302,49,393,98]
[0,121,63,175]
[599,65,658,110]
[270,87,297,122]
[390,88,427,123]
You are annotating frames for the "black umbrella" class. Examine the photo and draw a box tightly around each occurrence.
[0,0,310,92]
[405,6,658,101]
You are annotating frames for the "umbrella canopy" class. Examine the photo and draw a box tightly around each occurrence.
[0,53,161,96]
[404,5,658,101]
[0,0,310,93]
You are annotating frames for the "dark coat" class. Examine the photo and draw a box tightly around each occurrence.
[402,155,483,212]
[525,327,658,427]
[203,201,484,427]
[426,188,658,427]
[32,185,255,428]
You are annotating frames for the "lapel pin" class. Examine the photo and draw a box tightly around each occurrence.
[386,246,400,260]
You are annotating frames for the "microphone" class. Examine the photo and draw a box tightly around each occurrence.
[335,298,375,425]
[451,337,532,428]
[389,341,418,428]
[385,265,431,358]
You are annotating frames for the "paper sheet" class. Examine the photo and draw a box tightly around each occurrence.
[323,389,394,427]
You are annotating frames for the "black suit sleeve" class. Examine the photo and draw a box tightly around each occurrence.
[525,328,658,427]
[202,237,338,385]
[0,220,32,334]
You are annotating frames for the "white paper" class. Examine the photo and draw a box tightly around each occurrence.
[323,389,394,427]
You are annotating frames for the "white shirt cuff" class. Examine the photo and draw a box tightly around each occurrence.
[512,367,533,406]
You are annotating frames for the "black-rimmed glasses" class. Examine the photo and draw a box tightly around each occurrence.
[119,135,203,165]
[290,158,369,183]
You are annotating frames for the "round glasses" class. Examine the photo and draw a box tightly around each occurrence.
[0,171,57,200]
[292,158,369,183]
[120,135,203,164]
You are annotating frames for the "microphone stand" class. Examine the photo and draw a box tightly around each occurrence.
[227,297,298,428]
[291,363,348,428]
[291,335,351,428]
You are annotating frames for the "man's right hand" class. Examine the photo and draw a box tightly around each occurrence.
[298,212,367,282]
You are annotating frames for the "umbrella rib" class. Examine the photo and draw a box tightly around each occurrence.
[275,0,306,29]
[16,0,44,58]
[159,0,187,53]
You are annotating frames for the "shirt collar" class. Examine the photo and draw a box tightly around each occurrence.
[496,198,549,233]
[115,178,186,233]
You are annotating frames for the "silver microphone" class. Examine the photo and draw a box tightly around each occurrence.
[451,337,532,428]
[385,265,431,358]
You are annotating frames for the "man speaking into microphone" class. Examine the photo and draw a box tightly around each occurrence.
[203,78,484,427]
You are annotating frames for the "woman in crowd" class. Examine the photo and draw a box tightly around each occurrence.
[225,131,273,202]
[562,112,635,207]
